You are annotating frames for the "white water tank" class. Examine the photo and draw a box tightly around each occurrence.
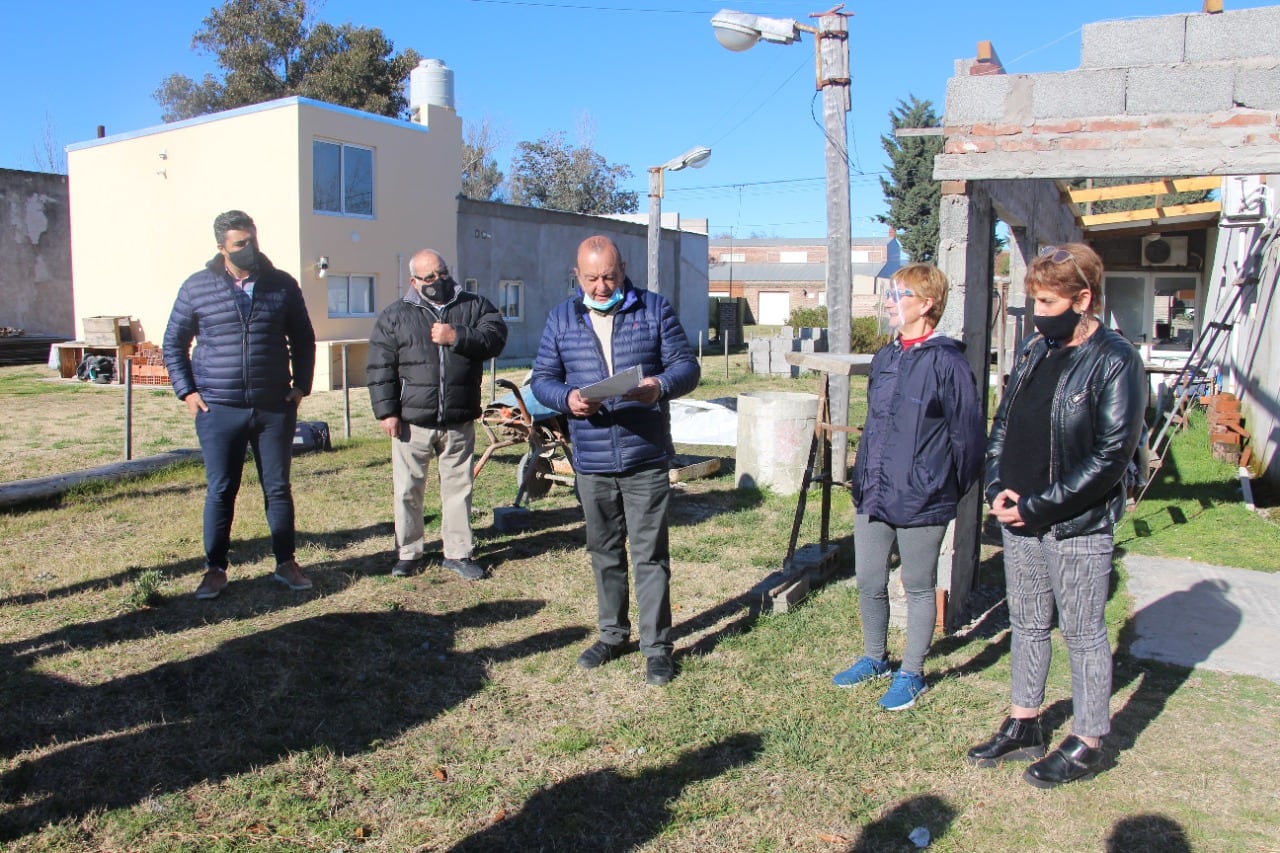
[409,59,455,117]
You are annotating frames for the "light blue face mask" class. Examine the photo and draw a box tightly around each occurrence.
[582,288,623,312]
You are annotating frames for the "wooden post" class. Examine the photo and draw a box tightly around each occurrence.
[341,344,351,440]
[123,358,133,461]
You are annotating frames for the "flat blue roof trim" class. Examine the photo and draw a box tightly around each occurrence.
[67,96,430,152]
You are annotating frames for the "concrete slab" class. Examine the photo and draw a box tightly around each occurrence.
[1123,555,1280,684]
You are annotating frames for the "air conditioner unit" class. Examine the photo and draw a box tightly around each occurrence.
[1141,235,1188,267]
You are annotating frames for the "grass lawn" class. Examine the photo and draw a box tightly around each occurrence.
[1,360,1277,852]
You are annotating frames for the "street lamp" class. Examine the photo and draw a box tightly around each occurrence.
[647,145,712,304]
[711,5,853,481]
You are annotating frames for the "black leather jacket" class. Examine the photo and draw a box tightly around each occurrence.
[985,325,1146,539]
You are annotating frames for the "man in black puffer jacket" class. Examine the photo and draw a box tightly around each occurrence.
[367,249,507,581]
[164,210,317,601]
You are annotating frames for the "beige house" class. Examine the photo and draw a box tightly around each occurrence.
[66,95,461,390]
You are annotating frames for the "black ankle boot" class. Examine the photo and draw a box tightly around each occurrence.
[1023,735,1102,788]
[967,716,1046,768]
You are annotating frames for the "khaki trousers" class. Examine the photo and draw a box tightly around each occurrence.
[391,421,475,561]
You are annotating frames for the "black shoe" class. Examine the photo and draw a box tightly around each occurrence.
[1024,735,1102,789]
[576,640,625,670]
[442,558,486,581]
[967,716,1046,768]
[391,558,421,578]
[645,654,675,686]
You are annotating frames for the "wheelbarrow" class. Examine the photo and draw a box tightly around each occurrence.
[472,378,575,507]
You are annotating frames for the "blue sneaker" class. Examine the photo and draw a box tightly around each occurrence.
[879,671,928,710]
[832,655,891,688]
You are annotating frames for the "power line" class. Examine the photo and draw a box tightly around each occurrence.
[666,171,886,194]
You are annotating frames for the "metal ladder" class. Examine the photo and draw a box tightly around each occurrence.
[1137,217,1278,505]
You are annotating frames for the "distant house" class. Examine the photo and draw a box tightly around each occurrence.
[708,235,902,324]
[67,92,462,390]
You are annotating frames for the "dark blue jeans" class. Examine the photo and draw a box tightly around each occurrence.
[195,402,298,571]
[576,464,673,657]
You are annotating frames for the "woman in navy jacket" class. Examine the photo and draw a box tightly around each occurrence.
[833,263,985,710]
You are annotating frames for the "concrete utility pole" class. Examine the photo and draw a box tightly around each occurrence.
[817,10,852,481]
[711,7,853,478]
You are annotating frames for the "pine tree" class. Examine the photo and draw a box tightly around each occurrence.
[878,95,943,263]
[154,0,418,121]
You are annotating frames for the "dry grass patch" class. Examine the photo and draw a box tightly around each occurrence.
[2,363,1279,851]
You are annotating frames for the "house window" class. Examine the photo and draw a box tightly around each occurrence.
[327,274,376,317]
[779,251,808,263]
[313,140,374,217]
[499,279,524,322]
[463,277,478,294]
[720,252,745,263]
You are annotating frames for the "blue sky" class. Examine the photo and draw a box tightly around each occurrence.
[3,0,1272,238]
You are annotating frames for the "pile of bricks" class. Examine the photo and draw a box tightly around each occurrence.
[1202,392,1250,466]
[129,343,170,387]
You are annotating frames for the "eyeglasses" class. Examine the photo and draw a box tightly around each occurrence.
[885,286,916,302]
[413,270,448,284]
[1039,246,1092,290]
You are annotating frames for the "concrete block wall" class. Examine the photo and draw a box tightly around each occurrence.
[937,6,1280,181]
[748,328,829,376]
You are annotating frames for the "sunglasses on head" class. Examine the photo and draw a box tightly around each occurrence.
[1039,246,1092,290]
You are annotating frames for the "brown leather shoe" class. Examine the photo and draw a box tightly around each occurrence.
[194,569,228,600]
[272,560,313,591]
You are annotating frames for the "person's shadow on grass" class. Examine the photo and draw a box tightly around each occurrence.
[1039,578,1241,770]
[447,732,763,852]
[1104,813,1191,852]
[848,793,956,852]
[0,600,586,842]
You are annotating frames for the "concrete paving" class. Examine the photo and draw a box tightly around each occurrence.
[1123,555,1280,684]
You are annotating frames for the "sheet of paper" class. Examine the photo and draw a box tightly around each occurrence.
[578,364,643,401]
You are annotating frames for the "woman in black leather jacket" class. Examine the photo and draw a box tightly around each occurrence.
[967,243,1146,789]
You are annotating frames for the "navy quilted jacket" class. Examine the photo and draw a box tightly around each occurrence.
[531,282,699,475]
[163,254,316,408]
[850,333,986,527]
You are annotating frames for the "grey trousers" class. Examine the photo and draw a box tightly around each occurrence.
[1002,527,1115,738]
[854,514,947,675]
[576,465,673,658]
[391,421,475,561]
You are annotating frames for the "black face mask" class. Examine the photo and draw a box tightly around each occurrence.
[1034,307,1081,345]
[226,242,258,272]
[422,276,455,304]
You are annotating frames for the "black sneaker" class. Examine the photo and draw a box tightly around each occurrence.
[442,558,486,581]
[391,557,421,578]
[576,640,625,669]
[645,654,675,686]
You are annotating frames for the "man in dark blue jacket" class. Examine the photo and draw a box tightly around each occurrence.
[164,210,316,600]
[367,249,507,581]
[531,235,700,686]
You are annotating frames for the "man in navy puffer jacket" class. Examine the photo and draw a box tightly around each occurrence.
[164,210,316,601]
[531,235,699,686]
